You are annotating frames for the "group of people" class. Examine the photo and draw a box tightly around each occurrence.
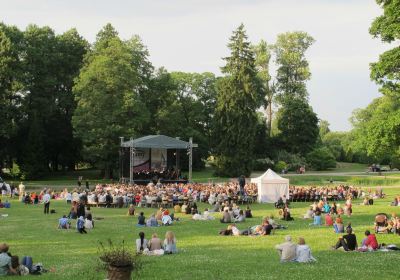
[136,231,177,255]
[136,208,175,227]
[275,235,316,263]
[0,243,32,276]
[289,185,361,202]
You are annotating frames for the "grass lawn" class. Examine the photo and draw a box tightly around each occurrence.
[1,188,400,279]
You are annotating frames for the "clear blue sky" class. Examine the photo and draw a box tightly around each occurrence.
[0,0,391,131]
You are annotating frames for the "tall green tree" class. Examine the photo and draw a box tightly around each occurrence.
[0,23,23,171]
[369,0,400,97]
[277,99,319,155]
[273,31,314,105]
[214,24,261,176]
[253,40,274,135]
[72,25,150,178]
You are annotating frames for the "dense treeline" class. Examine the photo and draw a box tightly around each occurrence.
[1,2,398,179]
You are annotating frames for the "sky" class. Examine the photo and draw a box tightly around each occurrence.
[0,0,391,131]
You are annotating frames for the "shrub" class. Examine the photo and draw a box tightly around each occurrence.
[275,150,306,171]
[306,147,336,171]
[274,161,287,173]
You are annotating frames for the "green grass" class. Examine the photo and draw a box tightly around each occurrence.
[285,175,400,187]
[2,188,400,279]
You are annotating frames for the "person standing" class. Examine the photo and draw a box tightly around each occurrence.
[42,191,51,214]
[18,182,25,202]
[238,175,245,196]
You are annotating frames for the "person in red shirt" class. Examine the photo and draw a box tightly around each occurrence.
[362,230,379,250]
[325,213,334,226]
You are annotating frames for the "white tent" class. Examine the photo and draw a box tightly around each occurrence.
[251,169,289,203]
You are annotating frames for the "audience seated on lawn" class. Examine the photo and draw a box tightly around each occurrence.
[310,210,322,226]
[359,230,379,251]
[164,231,178,254]
[325,213,333,226]
[0,243,17,276]
[147,233,164,255]
[137,212,145,227]
[146,214,159,227]
[220,209,232,223]
[58,215,71,229]
[334,215,344,233]
[294,237,316,263]
[136,232,148,254]
[332,228,358,251]
[303,207,313,219]
[275,235,296,262]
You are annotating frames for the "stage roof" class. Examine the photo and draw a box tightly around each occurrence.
[121,135,198,149]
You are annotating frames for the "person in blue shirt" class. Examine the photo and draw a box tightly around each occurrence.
[58,215,70,229]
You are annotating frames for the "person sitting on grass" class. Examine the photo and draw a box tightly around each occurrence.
[332,227,358,251]
[334,215,344,233]
[58,215,71,229]
[310,210,322,226]
[245,206,253,218]
[147,233,164,255]
[303,207,314,219]
[325,213,334,226]
[146,214,159,227]
[220,209,232,223]
[234,210,245,223]
[136,232,148,254]
[0,243,17,276]
[162,212,173,226]
[76,216,87,234]
[127,204,135,216]
[137,212,145,227]
[281,204,294,221]
[275,235,297,262]
[164,231,178,254]
[294,237,316,263]
[10,256,29,276]
[359,230,379,251]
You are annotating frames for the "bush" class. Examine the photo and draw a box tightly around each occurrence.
[306,147,336,171]
[275,150,306,171]
[253,158,274,171]
[274,161,287,173]
[390,155,400,169]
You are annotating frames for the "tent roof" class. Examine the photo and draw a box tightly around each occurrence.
[121,135,197,149]
[251,168,289,184]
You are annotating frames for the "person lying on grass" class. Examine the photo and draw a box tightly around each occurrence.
[332,227,358,251]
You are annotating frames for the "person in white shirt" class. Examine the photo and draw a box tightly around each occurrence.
[65,192,72,204]
[162,214,172,226]
[18,182,25,202]
[294,237,316,263]
[42,191,51,214]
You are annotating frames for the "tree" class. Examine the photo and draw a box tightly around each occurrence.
[369,0,400,97]
[72,25,150,178]
[319,120,330,139]
[214,24,261,177]
[277,99,319,155]
[306,147,336,171]
[273,31,314,105]
[253,40,274,134]
[0,24,23,171]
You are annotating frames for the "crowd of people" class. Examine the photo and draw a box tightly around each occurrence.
[1,177,399,276]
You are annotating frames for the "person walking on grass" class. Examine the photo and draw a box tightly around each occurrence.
[77,216,87,234]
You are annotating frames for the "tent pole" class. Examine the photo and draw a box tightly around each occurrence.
[129,137,133,184]
[119,137,124,182]
[189,137,193,183]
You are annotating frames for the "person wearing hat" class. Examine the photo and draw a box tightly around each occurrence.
[0,243,16,276]
[275,235,297,262]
